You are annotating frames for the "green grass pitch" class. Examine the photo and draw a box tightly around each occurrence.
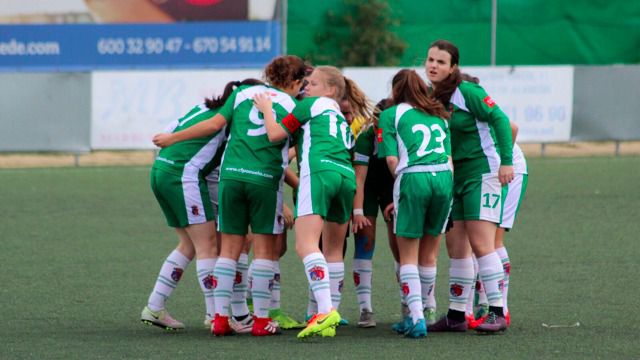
[1,156,639,359]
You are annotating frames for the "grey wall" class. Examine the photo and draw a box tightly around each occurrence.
[0,73,91,152]
[572,66,640,141]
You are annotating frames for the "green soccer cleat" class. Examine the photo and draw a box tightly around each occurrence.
[297,310,341,339]
[424,308,437,326]
[269,309,305,329]
[140,306,184,331]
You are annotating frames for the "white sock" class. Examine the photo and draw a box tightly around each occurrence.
[306,287,317,318]
[496,246,510,313]
[448,257,474,312]
[147,250,190,312]
[474,256,489,305]
[250,259,275,318]
[196,257,217,318]
[352,259,373,312]
[394,261,405,305]
[328,262,345,310]
[247,259,254,305]
[213,257,237,316]
[418,265,436,311]
[303,252,332,314]
[465,258,479,316]
[399,264,424,323]
[477,252,505,308]
[231,253,250,317]
[270,260,281,310]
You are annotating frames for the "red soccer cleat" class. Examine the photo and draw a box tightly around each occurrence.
[212,314,234,336]
[251,316,281,336]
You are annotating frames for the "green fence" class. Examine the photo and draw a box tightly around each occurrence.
[287,0,640,66]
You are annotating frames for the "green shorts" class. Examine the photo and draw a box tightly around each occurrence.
[393,171,453,238]
[451,172,507,223]
[150,167,215,228]
[296,171,356,224]
[217,179,283,235]
[500,173,528,229]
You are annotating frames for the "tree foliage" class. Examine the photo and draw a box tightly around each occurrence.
[308,0,407,66]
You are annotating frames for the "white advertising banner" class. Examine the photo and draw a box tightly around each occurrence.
[91,69,262,149]
[345,66,574,143]
[462,66,574,143]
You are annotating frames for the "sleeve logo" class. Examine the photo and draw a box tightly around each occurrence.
[483,96,496,108]
[376,128,383,143]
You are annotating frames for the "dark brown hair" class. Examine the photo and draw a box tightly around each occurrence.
[372,98,393,127]
[391,69,449,119]
[205,78,263,109]
[461,72,480,84]
[264,55,307,89]
[428,39,462,107]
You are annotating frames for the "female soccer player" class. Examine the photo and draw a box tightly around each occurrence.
[350,98,396,328]
[253,65,371,338]
[425,39,514,333]
[153,55,308,336]
[141,78,261,331]
[376,69,453,338]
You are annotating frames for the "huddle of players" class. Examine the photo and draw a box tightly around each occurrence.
[140,39,527,339]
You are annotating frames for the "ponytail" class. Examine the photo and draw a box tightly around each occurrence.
[391,69,449,119]
[343,76,373,124]
[205,78,263,110]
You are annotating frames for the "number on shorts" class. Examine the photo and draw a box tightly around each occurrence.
[482,193,500,208]
[411,124,446,157]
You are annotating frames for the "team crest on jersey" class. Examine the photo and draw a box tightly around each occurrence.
[202,274,216,289]
[376,128,383,143]
[401,282,410,296]
[308,266,325,281]
[171,267,184,282]
[234,271,242,285]
[191,205,200,216]
[353,272,360,286]
[450,283,463,297]
[483,96,496,108]
[503,262,511,276]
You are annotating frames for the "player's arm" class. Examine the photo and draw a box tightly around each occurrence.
[352,164,372,232]
[510,120,519,145]
[153,113,227,148]
[253,93,288,143]
[386,156,399,177]
[284,167,299,191]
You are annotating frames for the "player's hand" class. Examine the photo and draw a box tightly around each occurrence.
[253,93,273,113]
[282,204,295,229]
[352,214,372,233]
[383,203,395,222]
[152,133,174,148]
[498,165,514,185]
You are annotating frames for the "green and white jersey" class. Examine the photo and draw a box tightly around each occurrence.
[153,104,227,178]
[280,96,355,178]
[353,124,376,166]
[513,143,528,174]
[218,84,296,190]
[378,103,451,175]
[449,81,513,179]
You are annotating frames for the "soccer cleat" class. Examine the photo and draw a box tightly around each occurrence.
[269,309,305,329]
[357,309,376,328]
[404,318,427,338]
[140,306,185,331]
[339,318,349,326]
[391,315,412,334]
[424,308,437,326]
[468,314,488,329]
[427,315,468,332]
[251,316,281,336]
[212,314,234,336]
[297,309,341,339]
[203,313,214,329]
[475,311,507,333]
[505,311,511,326]
[229,314,254,334]
[474,303,489,319]
[320,326,336,337]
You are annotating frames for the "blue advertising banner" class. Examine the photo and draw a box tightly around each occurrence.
[0,21,280,71]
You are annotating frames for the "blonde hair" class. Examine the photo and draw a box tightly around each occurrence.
[315,66,373,123]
